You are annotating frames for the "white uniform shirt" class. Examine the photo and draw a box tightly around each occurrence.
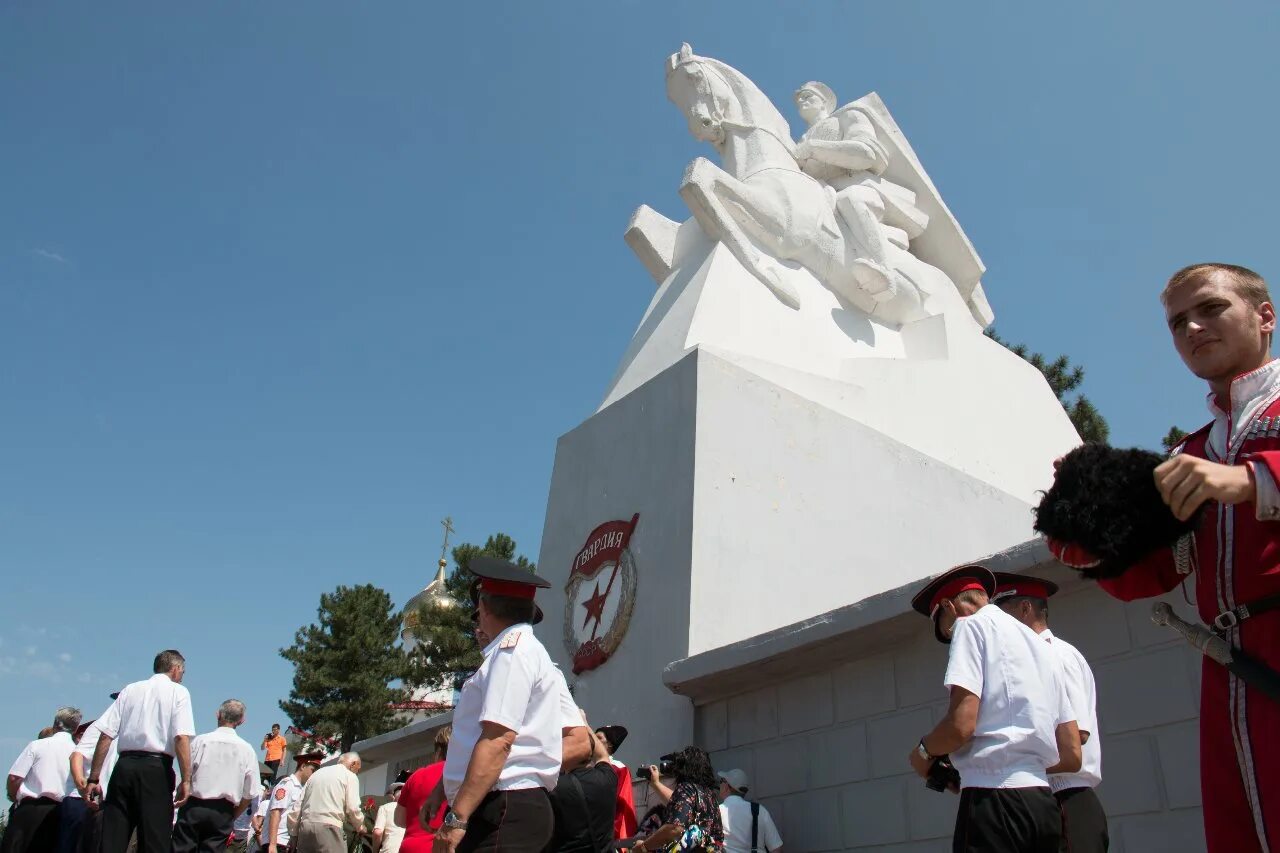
[254,795,272,843]
[189,725,259,805]
[944,604,1074,789]
[297,763,362,829]
[97,673,196,756]
[7,731,77,802]
[265,773,304,845]
[73,717,118,797]
[374,800,405,853]
[444,623,577,801]
[233,791,261,839]
[719,795,783,853]
[1043,629,1102,792]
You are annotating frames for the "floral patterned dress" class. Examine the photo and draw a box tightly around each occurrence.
[661,781,724,851]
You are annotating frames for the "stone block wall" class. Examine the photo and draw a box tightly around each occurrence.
[692,583,1206,852]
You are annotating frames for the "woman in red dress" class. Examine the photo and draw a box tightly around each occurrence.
[397,727,452,853]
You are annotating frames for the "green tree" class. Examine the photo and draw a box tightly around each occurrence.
[1161,426,1189,454]
[405,533,536,693]
[279,584,410,752]
[986,330,1111,444]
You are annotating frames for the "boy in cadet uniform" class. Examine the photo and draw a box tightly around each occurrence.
[437,558,590,853]
[263,751,323,853]
[993,572,1108,853]
[908,565,1082,853]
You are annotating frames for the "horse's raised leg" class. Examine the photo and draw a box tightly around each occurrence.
[679,158,801,310]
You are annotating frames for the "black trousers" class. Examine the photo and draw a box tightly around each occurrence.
[953,787,1061,853]
[58,796,90,853]
[0,797,61,853]
[172,797,235,853]
[101,752,177,853]
[458,789,553,853]
[264,760,280,781]
[1055,787,1109,853]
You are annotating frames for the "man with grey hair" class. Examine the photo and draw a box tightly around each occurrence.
[172,699,259,853]
[2,706,81,853]
[294,752,366,853]
[87,649,196,853]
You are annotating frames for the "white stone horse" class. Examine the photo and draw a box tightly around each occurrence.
[665,44,967,325]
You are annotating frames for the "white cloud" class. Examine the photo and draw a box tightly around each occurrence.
[24,646,36,657]
[32,247,69,264]
[58,653,72,663]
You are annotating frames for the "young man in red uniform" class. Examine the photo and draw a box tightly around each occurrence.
[1067,263,1280,853]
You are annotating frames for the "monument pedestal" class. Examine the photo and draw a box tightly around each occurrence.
[537,341,1074,766]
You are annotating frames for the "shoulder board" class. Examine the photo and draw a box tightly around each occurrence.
[499,631,522,650]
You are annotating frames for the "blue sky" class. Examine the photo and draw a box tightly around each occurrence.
[3,1,1279,771]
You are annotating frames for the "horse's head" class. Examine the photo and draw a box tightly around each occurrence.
[665,44,795,156]
[665,44,734,146]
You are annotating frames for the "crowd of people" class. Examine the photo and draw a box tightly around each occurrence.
[6,262,1280,853]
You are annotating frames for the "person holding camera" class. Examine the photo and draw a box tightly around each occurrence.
[261,725,287,783]
[907,566,1081,853]
[715,770,781,853]
[632,747,723,852]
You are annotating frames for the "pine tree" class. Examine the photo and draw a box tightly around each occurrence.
[986,330,1110,444]
[279,584,411,752]
[1161,426,1189,454]
[404,534,536,693]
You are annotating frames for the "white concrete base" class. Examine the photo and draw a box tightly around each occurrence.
[537,349,1067,768]
[604,242,1078,506]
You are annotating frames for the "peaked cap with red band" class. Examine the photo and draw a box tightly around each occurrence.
[910,565,997,644]
[295,751,326,767]
[991,571,1059,602]
[468,556,552,601]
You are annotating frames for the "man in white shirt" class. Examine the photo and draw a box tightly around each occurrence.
[86,649,197,853]
[908,565,1082,853]
[2,707,81,853]
[716,769,782,853]
[994,572,1109,853]
[172,699,259,853]
[68,693,122,853]
[437,558,591,853]
[264,751,323,853]
[294,752,366,852]
[229,782,264,852]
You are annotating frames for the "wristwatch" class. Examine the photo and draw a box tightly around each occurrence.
[442,810,468,831]
[916,738,933,761]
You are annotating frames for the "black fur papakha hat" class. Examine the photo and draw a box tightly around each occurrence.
[1034,443,1198,580]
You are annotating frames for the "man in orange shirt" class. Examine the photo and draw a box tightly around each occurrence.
[261,724,287,782]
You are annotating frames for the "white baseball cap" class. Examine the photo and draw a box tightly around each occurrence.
[718,768,749,793]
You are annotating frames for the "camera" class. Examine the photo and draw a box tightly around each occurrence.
[924,755,960,793]
[636,759,676,782]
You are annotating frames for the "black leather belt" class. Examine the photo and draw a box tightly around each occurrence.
[119,751,173,763]
[1213,591,1280,631]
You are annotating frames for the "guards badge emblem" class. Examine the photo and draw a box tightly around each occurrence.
[563,514,639,674]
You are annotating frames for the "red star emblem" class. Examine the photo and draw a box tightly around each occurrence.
[581,580,608,631]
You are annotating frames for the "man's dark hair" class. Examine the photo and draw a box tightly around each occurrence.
[999,595,1049,621]
[153,649,185,674]
[479,593,535,626]
[272,723,281,729]
[668,746,718,789]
